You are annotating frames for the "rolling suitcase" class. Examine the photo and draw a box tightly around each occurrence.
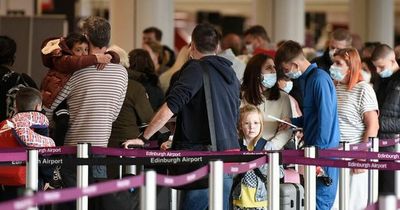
[280,183,304,210]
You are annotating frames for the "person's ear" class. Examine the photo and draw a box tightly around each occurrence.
[35,103,42,112]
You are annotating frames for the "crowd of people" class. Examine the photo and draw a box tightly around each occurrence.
[0,15,398,210]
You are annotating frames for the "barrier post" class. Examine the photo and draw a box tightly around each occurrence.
[339,142,350,210]
[77,143,89,210]
[141,170,157,210]
[268,152,280,210]
[170,189,178,210]
[378,195,396,210]
[304,146,316,210]
[26,149,38,210]
[395,140,400,199]
[368,137,379,204]
[126,164,137,175]
[209,160,223,210]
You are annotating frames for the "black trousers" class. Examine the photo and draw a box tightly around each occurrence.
[378,145,396,194]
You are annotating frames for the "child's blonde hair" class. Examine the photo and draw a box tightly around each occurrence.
[238,104,264,148]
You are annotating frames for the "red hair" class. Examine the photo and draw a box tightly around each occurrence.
[334,48,363,90]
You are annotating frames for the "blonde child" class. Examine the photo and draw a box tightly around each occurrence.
[232,104,283,210]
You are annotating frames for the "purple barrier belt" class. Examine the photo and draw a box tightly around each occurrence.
[284,156,400,170]
[320,150,400,161]
[0,157,268,208]
[364,200,400,210]
[0,148,25,153]
[0,146,76,163]
[379,137,400,147]
[157,157,267,187]
[331,141,372,151]
[331,137,399,151]
[89,147,269,158]
[364,203,376,210]
[0,151,26,162]
[38,146,76,156]
[157,165,209,187]
[223,156,267,174]
[0,174,144,210]
[282,149,303,157]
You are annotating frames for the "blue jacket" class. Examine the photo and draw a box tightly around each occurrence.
[291,63,340,149]
[167,55,240,151]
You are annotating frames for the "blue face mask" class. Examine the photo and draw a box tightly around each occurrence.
[329,65,346,81]
[261,73,277,88]
[282,81,293,93]
[285,69,302,79]
[379,68,393,78]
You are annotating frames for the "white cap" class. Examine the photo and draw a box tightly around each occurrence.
[41,39,61,55]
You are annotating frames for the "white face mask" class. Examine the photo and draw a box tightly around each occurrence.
[282,81,293,93]
[329,65,346,81]
[246,44,254,55]
[261,73,277,88]
[379,68,393,78]
[361,69,371,83]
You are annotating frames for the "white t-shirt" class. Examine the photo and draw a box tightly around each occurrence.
[336,81,378,144]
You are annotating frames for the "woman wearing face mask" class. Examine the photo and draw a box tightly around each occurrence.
[241,54,292,150]
[330,48,379,210]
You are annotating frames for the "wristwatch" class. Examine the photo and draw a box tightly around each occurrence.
[137,132,148,141]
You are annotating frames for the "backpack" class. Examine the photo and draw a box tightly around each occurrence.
[0,119,26,186]
[1,70,32,119]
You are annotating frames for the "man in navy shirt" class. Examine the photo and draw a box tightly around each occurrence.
[275,40,340,210]
[124,23,240,210]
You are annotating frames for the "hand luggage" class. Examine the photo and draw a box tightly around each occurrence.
[280,183,304,210]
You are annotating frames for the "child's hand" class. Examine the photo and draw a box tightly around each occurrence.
[51,49,62,56]
[95,54,112,64]
[160,140,172,150]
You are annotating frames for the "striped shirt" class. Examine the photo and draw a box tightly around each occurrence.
[336,81,378,145]
[55,63,128,147]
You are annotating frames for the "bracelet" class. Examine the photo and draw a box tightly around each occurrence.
[137,132,148,141]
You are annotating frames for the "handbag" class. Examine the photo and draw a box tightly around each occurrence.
[168,61,218,190]
[0,120,26,186]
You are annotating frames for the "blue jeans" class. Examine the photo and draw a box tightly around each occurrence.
[316,166,338,210]
[180,174,233,210]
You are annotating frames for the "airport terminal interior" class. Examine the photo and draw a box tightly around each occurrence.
[0,0,400,210]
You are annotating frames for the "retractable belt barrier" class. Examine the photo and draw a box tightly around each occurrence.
[365,199,400,210]
[0,138,399,210]
[1,148,400,170]
[0,156,267,210]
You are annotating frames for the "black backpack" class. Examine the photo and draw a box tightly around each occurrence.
[0,67,37,120]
